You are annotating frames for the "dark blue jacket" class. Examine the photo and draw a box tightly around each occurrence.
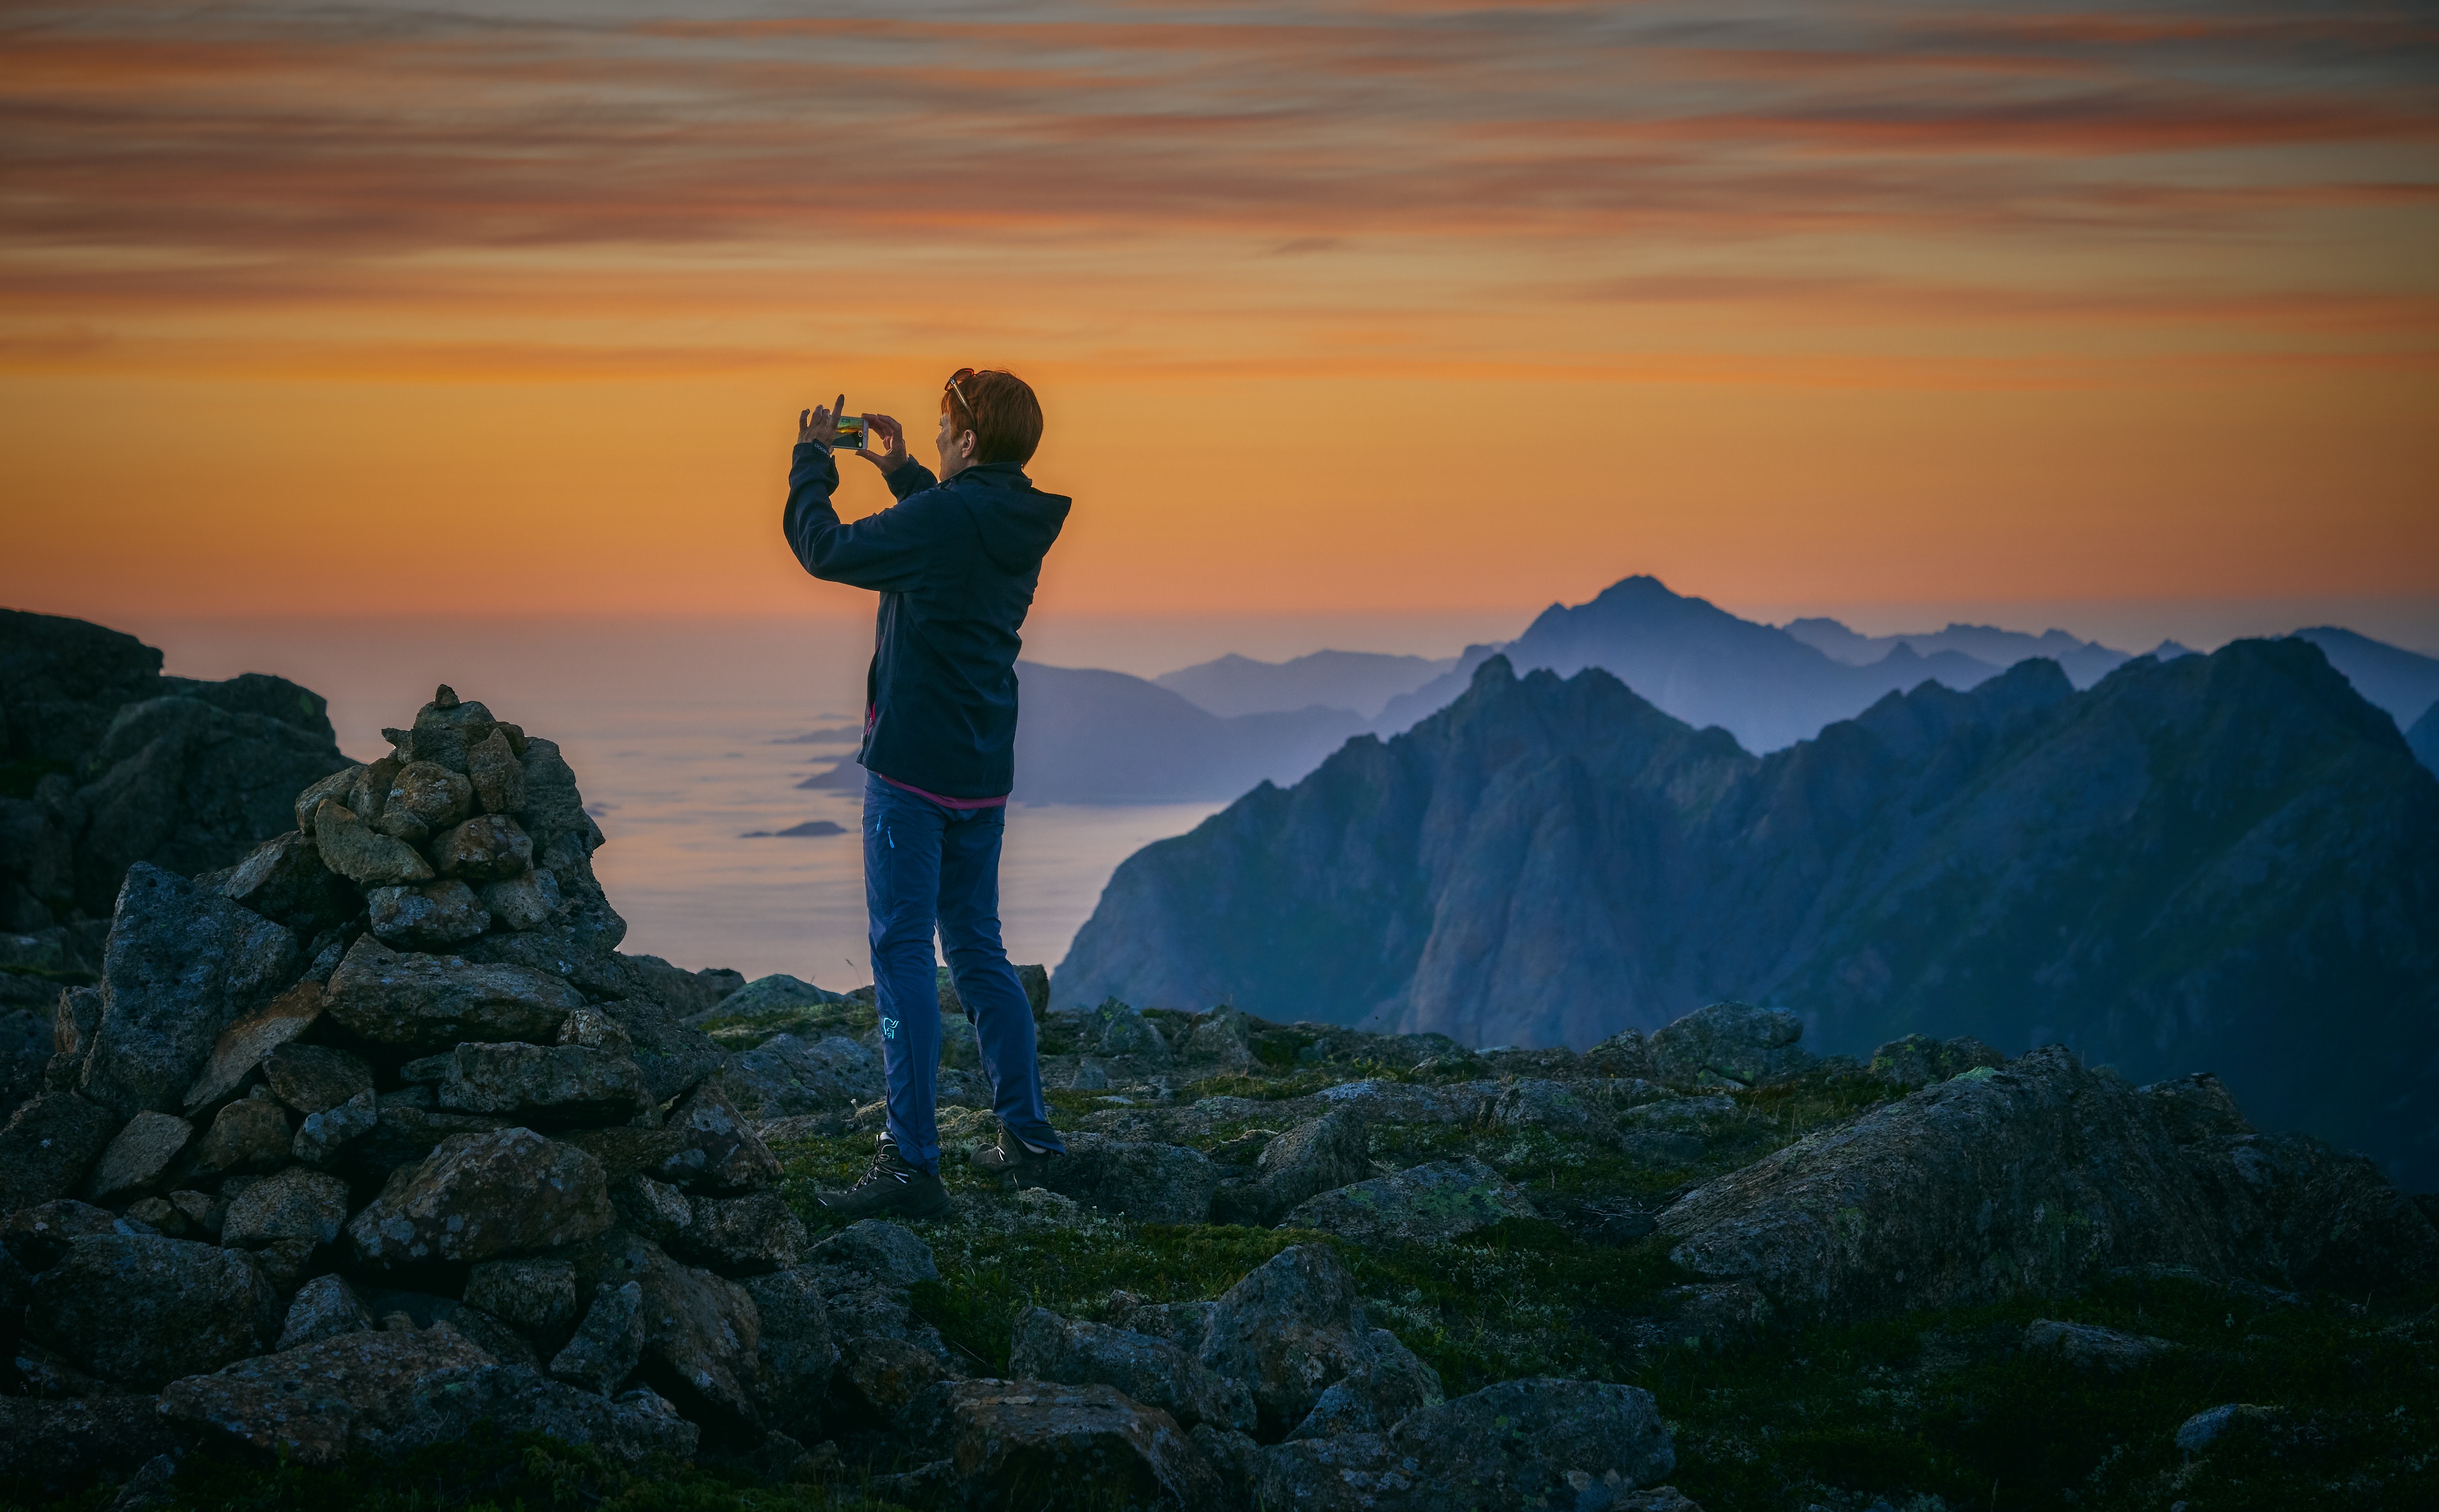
[783,445,1070,801]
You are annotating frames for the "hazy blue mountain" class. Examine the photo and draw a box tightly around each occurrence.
[2292,626,2439,725]
[1785,617,2134,688]
[1156,649,1456,720]
[1372,576,2004,752]
[797,661,1363,803]
[1059,640,2439,1185]
[2410,701,2439,776]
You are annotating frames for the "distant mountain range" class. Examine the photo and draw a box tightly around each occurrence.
[799,661,1363,804]
[1780,617,2151,687]
[1156,649,1454,720]
[1056,639,2439,1187]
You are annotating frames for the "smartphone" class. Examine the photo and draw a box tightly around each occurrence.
[833,415,867,449]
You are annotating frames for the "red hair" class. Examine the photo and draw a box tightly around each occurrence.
[942,369,1044,465]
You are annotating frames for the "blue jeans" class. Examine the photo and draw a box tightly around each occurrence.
[863,771,1063,1171]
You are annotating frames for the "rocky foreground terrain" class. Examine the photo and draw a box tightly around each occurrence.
[1,678,2435,1512]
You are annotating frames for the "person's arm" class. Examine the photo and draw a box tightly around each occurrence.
[783,442,939,593]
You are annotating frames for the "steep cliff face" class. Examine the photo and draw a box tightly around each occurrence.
[1058,640,2439,1185]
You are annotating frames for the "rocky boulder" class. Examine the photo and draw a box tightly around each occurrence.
[322,934,582,1047]
[0,1089,123,1210]
[727,1032,882,1120]
[1647,1001,1810,1088]
[1011,1305,1257,1433]
[1281,1157,1535,1246]
[180,980,324,1112]
[907,1379,1224,1511]
[79,863,299,1118]
[1216,1109,1373,1227]
[348,1126,614,1269]
[438,1040,645,1125]
[26,1233,277,1387]
[1038,1132,1217,1224]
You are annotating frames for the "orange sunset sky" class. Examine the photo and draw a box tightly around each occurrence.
[3,0,2435,640]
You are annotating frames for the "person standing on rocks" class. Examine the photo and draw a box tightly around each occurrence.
[783,370,1070,1219]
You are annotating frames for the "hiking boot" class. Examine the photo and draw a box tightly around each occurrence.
[817,1136,952,1221]
[972,1122,1061,1188]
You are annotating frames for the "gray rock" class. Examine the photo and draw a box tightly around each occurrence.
[0,1089,121,1210]
[367,879,492,949]
[478,868,564,932]
[2172,1127,2439,1297]
[1249,1431,1407,1511]
[909,1378,1223,1511]
[467,729,526,817]
[1383,1377,1676,1511]
[566,1078,779,1194]
[180,980,323,1113]
[0,1396,195,1495]
[291,1086,378,1163]
[1175,1005,1257,1071]
[432,815,532,883]
[465,1256,582,1354]
[1868,1033,2006,1088]
[347,1127,614,1269]
[373,762,472,844]
[1227,1110,1372,1226]
[207,831,357,936]
[79,863,299,1118]
[593,994,725,1106]
[222,1164,351,1248]
[742,1266,836,1438]
[159,1325,698,1467]
[190,1093,292,1178]
[2175,1402,2284,1455]
[728,1032,883,1120]
[293,767,360,838]
[79,1110,191,1203]
[321,934,580,1047]
[1010,1306,1256,1432]
[1038,1132,1217,1224]
[311,800,435,888]
[277,1273,373,1349]
[1190,1243,1442,1440]
[621,1242,764,1433]
[438,1040,645,1125]
[559,1003,633,1054]
[1,1197,144,1272]
[1490,1079,1616,1141]
[806,1219,939,1289]
[338,1101,505,1183]
[28,1234,277,1387]
[342,756,401,829]
[2022,1318,2176,1371]
[2143,1071,2256,1143]
[549,1279,645,1395]
[1584,1027,1657,1081]
[263,1042,373,1114]
[631,1185,805,1276]
[1280,1157,1535,1245]
[1085,997,1171,1063]
[1647,1001,1810,1088]
[698,973,843,1025]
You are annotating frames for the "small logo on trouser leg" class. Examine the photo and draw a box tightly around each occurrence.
[881,1015,900,1040]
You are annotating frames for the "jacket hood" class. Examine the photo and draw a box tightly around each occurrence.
[951,461,1071,573]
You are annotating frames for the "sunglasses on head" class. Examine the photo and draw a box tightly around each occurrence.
[944,367,976,422]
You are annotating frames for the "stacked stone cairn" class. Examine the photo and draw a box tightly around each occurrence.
[0,688,834,1481]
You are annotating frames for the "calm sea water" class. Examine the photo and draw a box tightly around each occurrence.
[129,617,1240,989]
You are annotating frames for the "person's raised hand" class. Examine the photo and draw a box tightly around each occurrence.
[857,413,909,474]
[797,394,847,452]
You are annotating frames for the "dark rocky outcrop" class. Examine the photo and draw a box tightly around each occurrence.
[1061,638,2439,1186]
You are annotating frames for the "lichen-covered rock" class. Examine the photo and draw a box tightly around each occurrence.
[374,761,472,844]
[550,1279,645,1395]
[433,814,533,883]
[348,1127,613,1268]
[0,1395,197,1494]
[27,1233,277,1387]
[1868,1033,2006,1088]
[321,934,580,1047]
[728,1032,882,1120]
[909,1379,1224,1511]
[1280,1157,1534,1246]
[2172,1127,2439,1298]
[160,1325,698,1467]
[566,1078,779,1194]
[79,863,299,1118]
[467,728,526,816]
[742,1265,835,1437]
[478,868,564,932]
[466,1256,582,1354]
[1,1197,143,1272]
[1181,1244,1442,1440]
[438,1040,645,1125]
[2144,1071,2255,1143]
[339,1099,505,1183]
[1039,1132,1216,1224]
[180,980,324,1113]
[311,800,435,888]
[79,1109,190,1203]
[0,1089,121,1210]
[277,1273,373,1350]
[807,1219,939,1290]
[1657,1047,2237,1319]
[292,1086,378,1163]
[1380,1377,1675,1511]
[191,1091,293,1178]
[1011,1306,1257,1433]
[222,1164,351,1248]
[263,1042,373,1115]
[2022,1318,2176,1371]
[1084,997,1171,1063]
[593,994,725,1106]
[617,1184,805,1276]
[206,830,357,936]
[367,879,492,948]
[1647,1001,1810,1088]
[1176,1005,1256,1071]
